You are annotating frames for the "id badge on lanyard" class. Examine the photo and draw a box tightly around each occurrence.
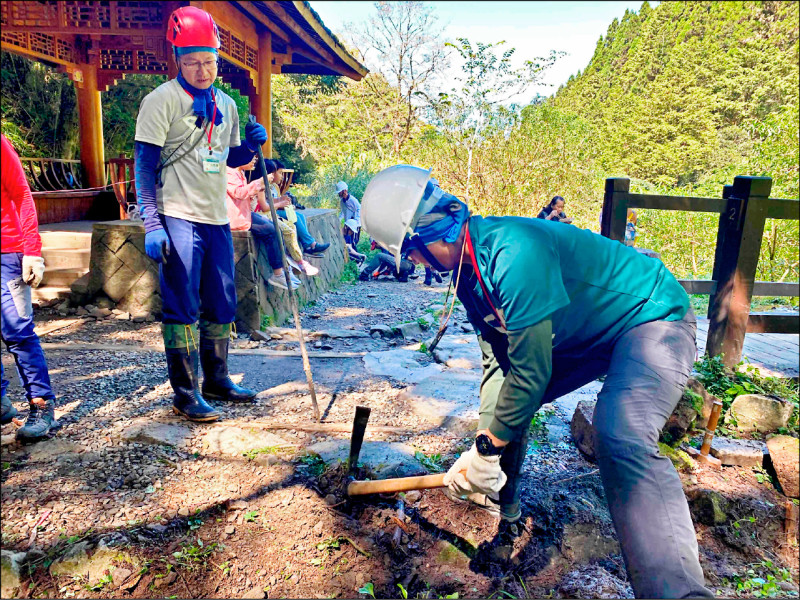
[185,88,220,173]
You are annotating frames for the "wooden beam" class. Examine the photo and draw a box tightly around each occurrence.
[255,28,273,158]
[257,1,336,67]
[234,1,291,44]
[74,65,105,189]
[747,312,800,334]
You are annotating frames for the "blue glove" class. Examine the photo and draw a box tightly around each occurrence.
[245,120,268,149]
[145,228,170,263]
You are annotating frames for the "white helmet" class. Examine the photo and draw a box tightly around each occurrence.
[361,164,439,268]
[343,218,359,232]
[335,181,348,193]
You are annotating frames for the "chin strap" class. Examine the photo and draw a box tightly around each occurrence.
[406,235,450,273]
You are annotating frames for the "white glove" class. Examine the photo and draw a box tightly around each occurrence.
[443,444,507,497]
[22,255,45,288]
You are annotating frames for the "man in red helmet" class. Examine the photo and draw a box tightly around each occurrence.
[134,6,268,422]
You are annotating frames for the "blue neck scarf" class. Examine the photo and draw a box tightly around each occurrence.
[177,72,223,127]
[413,187,470,245]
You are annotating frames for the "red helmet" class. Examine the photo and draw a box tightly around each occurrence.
[166,6,221,49]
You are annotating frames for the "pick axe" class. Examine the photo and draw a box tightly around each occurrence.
[345,405,455,497]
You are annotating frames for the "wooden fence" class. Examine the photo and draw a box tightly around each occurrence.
[601,176,799,367]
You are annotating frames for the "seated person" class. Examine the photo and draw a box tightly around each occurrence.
[359,247,415,283]
[537,196,574,224]
[273,160,330,256]
[225,158,300,290]
[343,219,366,265]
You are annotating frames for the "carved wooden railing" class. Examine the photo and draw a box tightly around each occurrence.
[19,157,85,192]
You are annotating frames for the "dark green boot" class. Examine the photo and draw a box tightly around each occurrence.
[163,323,219,422]
[16,397,55,442]
[199,321,257,403]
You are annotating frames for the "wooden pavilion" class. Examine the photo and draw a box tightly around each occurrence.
[1,0,367,222]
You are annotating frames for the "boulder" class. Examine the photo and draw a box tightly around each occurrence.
[570,400,597,462]
[401,369,481,434]
[250,330,270,342]
[27,439,80,462]
[730,394,793,433]
[1,550,26,598]
[393,322,424,340]
[362,349,442,384]
[305,440,427,478]
[661,389,701,446]
[685,378,720,428]
[430,334,482,370]
[310,329,369,339]
[558,565,634,599]
[709,438,766,468]
[766,435,799,498]
[49,541,92,578]
[369,324,395,338]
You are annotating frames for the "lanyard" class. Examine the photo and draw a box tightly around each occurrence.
[464,224,505,328]
[182,87,217,154]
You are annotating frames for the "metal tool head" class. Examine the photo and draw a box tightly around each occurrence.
[347,406,371,475]
[685,446,722,468]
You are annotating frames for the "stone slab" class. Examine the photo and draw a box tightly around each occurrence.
[310,329,370,339]
[1,550,25,599]
[362,349,443,384]
[570,400,597,462]
[766,434,799,498]
[431,334,482,370]
[121,420,192,448]
[305,440,426,478]
[709,437,766,467]
[27,439,81,462]
[401,369,481,434]
[203,425,290,457]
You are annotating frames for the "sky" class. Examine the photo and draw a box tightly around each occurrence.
[311,1,652,102]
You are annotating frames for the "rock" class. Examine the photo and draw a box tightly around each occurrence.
[145,314,155,322]
[369,324,395,338]
[112,567,133,588]
[404,490,422,503]
[661,389,703,446]
[433,540,470,569]
[310,329,369,339]
[115,312,131,320]
[228,499,248,510]
[430,334,481,370]
[560,522,620,564]
[460,322,474,333]
[393,322,424,340]
[558,565,634,599]
[659,443,697,473]
[90,307,112,318]
[685,377,719,427]
[766,435,799,497]
[242,586,266,599]
[1,550,26,598]
[306,440,427,478]
[418,313,436,328]
[95,297,114,309]
[178,507,190,517]
[121,420,192,448]
[570,400,597,462]
[324,494,338,505]
[730,394,793,433]
[250,330,270,342]
[76,306,89,316]
[1,433,15,446]
[401,369,481,434]
[27,439,80,462]
[203,426,289,457]
[225,526,236,535]
[313,521,324,536]
[709,438,766,468]
[362,349,443,384]
[49,541,91,578]
[132,316,146,323]
[688,489,730,526]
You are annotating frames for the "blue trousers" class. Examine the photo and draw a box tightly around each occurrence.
[1,253,54,401]
[277,209,314,249]
[249,212,282,270]
[159,216,237,325]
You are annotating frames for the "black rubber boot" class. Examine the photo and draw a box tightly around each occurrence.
[200,337,257,403]
[303,241,330,256]
[1,395,18,425]
[16,397,55,442]
[166,348,220,422]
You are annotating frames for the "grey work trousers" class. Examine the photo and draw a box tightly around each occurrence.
[478,309,712,599]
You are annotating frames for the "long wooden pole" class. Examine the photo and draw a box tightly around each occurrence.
[249,115,319,422]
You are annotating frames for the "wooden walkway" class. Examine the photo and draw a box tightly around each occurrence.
[696,318,799,378]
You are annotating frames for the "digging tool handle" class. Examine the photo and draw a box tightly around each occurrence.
[248,115,320,422]
[700,399,723,456]
[348,473,447,496]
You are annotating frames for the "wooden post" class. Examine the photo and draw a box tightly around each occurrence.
[163,0,181,79]
[601,177,629,242]
[705,176,772,366]
[74,64,105,190]
[255,28,273,158]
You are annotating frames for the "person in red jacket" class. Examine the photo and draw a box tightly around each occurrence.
[1,134,57,441]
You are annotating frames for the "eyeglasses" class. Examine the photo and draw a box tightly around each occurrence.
[180,59,218,71]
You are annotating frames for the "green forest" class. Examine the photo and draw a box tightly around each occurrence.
[1,0,798,289]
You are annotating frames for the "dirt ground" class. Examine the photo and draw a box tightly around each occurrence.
[1,271,798,599]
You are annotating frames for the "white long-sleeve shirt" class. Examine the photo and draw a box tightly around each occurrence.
[340,194,361,226]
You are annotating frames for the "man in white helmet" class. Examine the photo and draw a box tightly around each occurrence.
[361,165,712,600]
[336,181,361,247]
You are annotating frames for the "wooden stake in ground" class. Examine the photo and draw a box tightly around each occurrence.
[249,115,320,422]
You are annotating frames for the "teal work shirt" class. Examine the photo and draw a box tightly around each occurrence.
[460,215,688,351]
[456,215,689,441]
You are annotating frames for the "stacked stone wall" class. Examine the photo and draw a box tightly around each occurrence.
[78,209,345,330]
